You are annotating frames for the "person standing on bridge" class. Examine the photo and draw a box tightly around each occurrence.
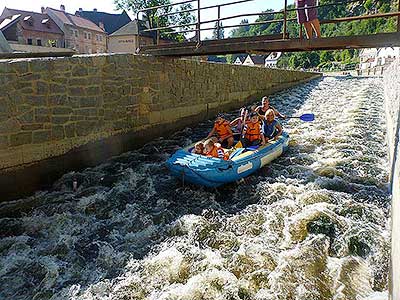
[296,0,321,39]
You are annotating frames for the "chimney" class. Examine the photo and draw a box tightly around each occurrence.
[93,8,97,12]
[60,4,65,11]
[41,7,45,14]
[99,21,105,30]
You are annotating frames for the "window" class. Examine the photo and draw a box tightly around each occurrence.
[37,39,42,46]
[75,30,78,38]
[99,35,103,42]
[84,32,88,39]
[27,38,32,45]
[88,33,91,40]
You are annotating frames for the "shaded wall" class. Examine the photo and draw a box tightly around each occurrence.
[384,58,400,300]
[0,54,320,200]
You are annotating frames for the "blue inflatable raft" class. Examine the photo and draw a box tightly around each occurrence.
[167,132,290,187]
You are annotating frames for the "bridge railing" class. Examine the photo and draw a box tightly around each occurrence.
[136,0,400,49]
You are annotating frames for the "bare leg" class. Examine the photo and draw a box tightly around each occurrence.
[310,18,321,38]
[303,22,313,39]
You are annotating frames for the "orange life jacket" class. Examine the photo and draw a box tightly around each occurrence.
[244,121,262,142]
[206,144,229,160]
[214,121,233,140]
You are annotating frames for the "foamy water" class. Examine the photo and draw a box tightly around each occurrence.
[0,76,390,300]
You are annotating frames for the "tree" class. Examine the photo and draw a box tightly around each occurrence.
[341,49,352,62]
[114,0,170,28]
[212,21,225,39]
[320,51,334,63]
[230,19,250,37]
[114,0,196,40]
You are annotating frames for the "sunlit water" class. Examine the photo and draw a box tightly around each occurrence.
[0,77,390,300]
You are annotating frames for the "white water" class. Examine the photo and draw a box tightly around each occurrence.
[0,76,390,300]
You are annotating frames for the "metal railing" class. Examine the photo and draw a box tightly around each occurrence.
[136,0,400,49]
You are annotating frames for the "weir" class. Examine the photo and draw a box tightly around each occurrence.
[0,54,319,201]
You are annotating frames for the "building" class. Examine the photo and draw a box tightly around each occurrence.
[75,8,131,35]
[233,54,246,65]
[265,52,282,68]
[242,55,268,66]
[207,55,227,63]
[108,19,175,53]
[360,47,400,70]
[45,5,107,54]
[359,48,378,70]
[0,7,64,48]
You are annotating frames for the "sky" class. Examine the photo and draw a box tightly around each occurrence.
[1,0,296,38]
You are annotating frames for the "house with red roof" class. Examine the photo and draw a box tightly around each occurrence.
[45,5,107,54]
[0,7,64,48]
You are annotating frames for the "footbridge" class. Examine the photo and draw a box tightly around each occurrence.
[137,0,400,56]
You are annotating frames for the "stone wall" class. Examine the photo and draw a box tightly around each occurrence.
[384,58,400,300]
[0,54,320,200]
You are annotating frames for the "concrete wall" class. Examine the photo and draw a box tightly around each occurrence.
[384,58,400,300]
[0,54,320,200]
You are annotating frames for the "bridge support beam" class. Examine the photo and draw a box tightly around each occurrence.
[140,32,400,57]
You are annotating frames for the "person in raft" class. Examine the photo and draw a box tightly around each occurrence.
[204,138,228,160]
[206,113,234,148]
[192,141,205,155]
[230,107,248,133]
[241,112,266,148]
[255,96,286,119]
[262,109,283,141]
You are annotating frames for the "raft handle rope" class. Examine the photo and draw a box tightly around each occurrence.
[175,155,234,185]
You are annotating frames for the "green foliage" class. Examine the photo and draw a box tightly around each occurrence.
[287,52,320,69]
[114,0,196,41]
[114,0,169,14]
[228,0,398,69]
[230,19,251,37]
[320,51,334,63]
[212,21,225,39]
[364,0,374,11]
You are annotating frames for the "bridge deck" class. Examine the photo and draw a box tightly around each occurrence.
[139,32,400,57]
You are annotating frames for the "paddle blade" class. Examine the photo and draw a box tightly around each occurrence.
[299,113,315,122]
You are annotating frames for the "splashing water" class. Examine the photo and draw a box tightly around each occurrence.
[0,76,390,300]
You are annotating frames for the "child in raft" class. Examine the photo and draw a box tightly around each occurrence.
[230,107,248,133]
[241,112,266,148]
[204,138,228,160]
[192,142,205,155]
[206,113,234,148]
[262,109,283,142]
